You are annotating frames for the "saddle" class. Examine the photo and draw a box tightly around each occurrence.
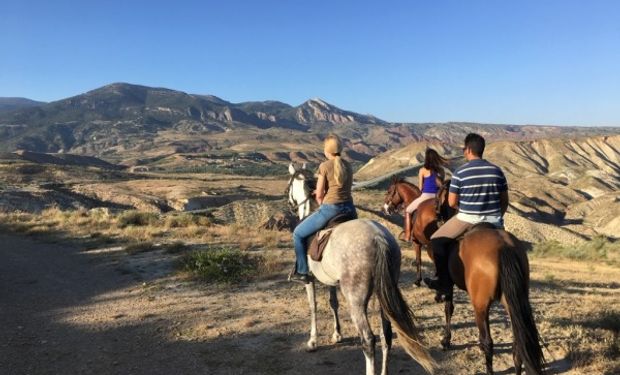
[455,222,499,242]
[308,213,356,262]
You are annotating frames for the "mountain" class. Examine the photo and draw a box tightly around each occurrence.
[0,97,46,113]
[0,82,618,163]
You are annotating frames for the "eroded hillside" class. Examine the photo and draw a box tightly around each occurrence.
[357,135,620,241]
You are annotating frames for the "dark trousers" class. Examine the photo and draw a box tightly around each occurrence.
[430,236,455,286]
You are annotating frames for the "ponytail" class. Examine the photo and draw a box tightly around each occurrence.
[324,133,348,186]
[333,154,345,186]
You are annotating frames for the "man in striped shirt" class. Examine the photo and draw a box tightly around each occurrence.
[424,133,509,297]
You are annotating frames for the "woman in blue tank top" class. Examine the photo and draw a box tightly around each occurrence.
[402,148,447,241]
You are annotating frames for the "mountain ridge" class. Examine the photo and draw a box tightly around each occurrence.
[1,82,618,162]
[0,97,47,113]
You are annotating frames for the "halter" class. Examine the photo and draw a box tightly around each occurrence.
[384,185,401,214]
[384,178,414,214]
[285,169,316,213]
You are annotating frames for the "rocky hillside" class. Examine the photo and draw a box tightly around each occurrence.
[360,135,620,240]
[1,83,618,164]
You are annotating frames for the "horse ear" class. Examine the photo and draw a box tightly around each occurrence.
[288,163,296,175]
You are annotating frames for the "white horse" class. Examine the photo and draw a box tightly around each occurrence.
[286,163,435,375]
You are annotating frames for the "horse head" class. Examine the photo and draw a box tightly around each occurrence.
[383,175,405,215]
[384,176,422,215]
[286,162,316,220]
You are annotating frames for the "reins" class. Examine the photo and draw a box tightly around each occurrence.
[285,169,316,213]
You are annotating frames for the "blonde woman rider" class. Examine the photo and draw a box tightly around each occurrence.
[289,134,357,283]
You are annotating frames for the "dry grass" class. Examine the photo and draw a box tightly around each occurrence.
[0,205,290,259]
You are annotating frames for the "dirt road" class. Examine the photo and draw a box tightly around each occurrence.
[0,234,205,375]
[1,233,617,374]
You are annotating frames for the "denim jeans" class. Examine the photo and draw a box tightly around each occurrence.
[293,201,357,274]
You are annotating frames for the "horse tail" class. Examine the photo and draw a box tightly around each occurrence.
[373,233,436,374]
[499,245,546,374]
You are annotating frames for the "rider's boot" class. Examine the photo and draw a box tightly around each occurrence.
[288,264,313,284]
[400,212,413,242]
[424,237,454,300]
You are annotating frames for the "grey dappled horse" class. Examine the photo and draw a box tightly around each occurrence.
[286,163,435,375]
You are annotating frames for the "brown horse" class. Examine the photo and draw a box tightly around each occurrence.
[383,176,438,286]
[386,177,546,374]
[384,177,545,374]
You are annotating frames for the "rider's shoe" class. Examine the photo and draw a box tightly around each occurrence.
[289,272,312,284]
[424,277,452,301]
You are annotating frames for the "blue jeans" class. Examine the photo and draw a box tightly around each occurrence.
[293,201,357,274]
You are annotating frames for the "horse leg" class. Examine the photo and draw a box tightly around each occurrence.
[474,303,494,375]
[343,280,375,375]
[413,242,422,287]
[440,294,455,349]
[379,310,393,375]
[350,302,376,375]
[304,281,318,351]
[329,286,342,343]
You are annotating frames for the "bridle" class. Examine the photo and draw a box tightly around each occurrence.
[384,181,404,215]
[285,169,316,213]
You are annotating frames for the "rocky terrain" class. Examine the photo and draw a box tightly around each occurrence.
[356,134,620,241]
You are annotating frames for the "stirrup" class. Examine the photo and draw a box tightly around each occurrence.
[289,272,312,284]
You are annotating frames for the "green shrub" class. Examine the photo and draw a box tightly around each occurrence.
[164,213,210,228]
[533,236,619,263]
[117,211,160,228]
[181,247,262,283]
[15,164,46,175]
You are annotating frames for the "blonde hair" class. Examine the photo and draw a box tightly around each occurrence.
[324,134,347,186]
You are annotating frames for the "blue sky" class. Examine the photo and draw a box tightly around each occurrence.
[1,0,619,126]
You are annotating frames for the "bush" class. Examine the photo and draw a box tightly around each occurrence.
[15,164,46,175]
[181,247,262,283]
[117,211,160,228]
[164,213,210,228]
[533,236,619,263]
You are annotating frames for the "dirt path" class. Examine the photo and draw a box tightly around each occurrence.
[1,233,617,374]
[0,234,204,375]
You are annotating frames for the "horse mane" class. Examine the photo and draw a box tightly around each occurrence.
[392,175,419,191]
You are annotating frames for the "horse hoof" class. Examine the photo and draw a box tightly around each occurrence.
[306,340,318,352]
[331,333,342,344]
[414,280,421,287]
[441,339,451,350]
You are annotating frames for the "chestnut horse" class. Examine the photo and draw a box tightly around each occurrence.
[383,176,437,286]
[385,177,545,375]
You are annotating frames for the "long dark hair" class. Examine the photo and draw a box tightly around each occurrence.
[423,148,447,177]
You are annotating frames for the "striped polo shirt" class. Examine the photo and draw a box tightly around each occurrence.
[449,159,507,216]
